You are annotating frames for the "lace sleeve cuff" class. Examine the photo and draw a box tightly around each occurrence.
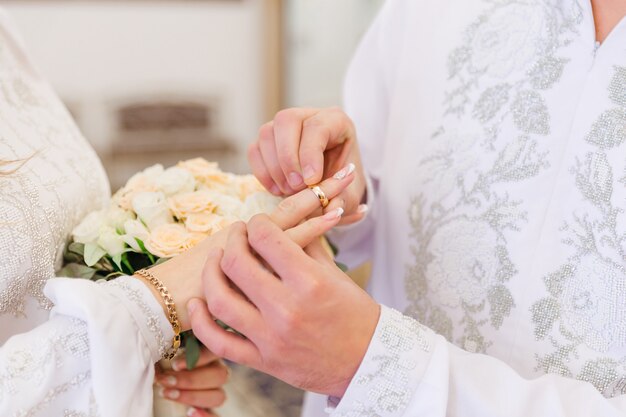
[104,276,174,362]
[330,306,435,417]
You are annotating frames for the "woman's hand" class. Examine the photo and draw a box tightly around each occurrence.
[156,348,228,417]
[248,107,368,225]
[140,162,358,331]
[188,214,381,398]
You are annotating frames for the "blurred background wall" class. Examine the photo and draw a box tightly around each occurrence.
[1,2,383,415]
[4,0,382,190]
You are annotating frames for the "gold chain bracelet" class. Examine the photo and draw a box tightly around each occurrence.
[135,269,181,360]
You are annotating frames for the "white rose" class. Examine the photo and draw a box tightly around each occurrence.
[72,210,107,244]
[97,226,126,257]
[106,205,135,231]
[132,191,174,230]
[239,192,282,221]
[212,192,244,218]
[156,167,196,196]
[122,219,150,252]
[112,165,164,210]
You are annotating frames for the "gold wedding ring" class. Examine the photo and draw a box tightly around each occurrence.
[309,185,329,208]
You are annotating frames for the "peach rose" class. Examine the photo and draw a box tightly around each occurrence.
[168,190,218,219]
[145,224,194,258]
[185,212,236,234]
[177,158,231,186]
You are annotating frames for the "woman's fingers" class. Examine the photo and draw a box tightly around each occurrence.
[171,348,219,371]
[187,407,219,417]
[158,361,230,390]
[285,207,344,248]
[158,386,226,409]
[270,162,356,230]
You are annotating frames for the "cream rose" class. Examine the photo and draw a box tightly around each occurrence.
[122,219,150,252]
[72,210,107,244]
[185,212,236,234]
[177,158,231,186]
[97,226,126,257]
[233,175,265,200]
[132,191,174,230]
[168,190,218,219]
[145,223,195,258]
[156,166,196,196]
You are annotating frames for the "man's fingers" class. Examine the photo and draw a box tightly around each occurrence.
[187,408,219,417]
[273,108,317,189]
[285,208,344,248]
[188,298,261,367]
[270,162,356,230]
[247,214,314,282]
[259,122,293,195]
[219,223,285,312]
[300,108,355,185]
[202,245,264,336]
[248,139,279,195]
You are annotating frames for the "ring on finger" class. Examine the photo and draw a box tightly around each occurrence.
[308,185,329,208]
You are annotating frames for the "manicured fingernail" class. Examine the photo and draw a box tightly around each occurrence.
[323,207,344,220]
[171,360,184,372]
[357,204,369,214]
[187,407,198,417]
[288,171,303,187]
[163,375,177,386]
[333,163,356,180]
[166,389,180,400]
[303,165,316,181]
[157,386,165,398]
[270,184,281,195]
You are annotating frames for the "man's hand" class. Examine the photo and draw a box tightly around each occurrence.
[188,215,381,398]
[248,107,368,225]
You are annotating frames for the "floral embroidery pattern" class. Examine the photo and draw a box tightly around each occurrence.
[531,66,626,397]
[405,0,582,353]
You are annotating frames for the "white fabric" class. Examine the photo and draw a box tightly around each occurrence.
[0,9,172,417]
[306,0,626,415]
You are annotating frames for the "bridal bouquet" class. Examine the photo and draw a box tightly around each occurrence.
[61,158,281,367]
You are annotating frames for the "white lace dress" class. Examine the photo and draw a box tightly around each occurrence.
[0,10,172,417]
[305,0,626,416]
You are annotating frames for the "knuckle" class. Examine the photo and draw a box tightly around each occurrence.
[219,251,239,276]
[257,122,274,140]
[274,108,297,125]
[208,297,228,321]
[248,215,272,245]
[277,198,297,215]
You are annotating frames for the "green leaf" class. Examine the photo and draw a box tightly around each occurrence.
[58,263,97,279]
[84,243,106,267]
[121,253,134,274]
[67,242,85,256]
[111,254,124,271]
[184,333,201,369]
[336,261,349,272]
[135,238,155,263]
[327,238,339,256]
